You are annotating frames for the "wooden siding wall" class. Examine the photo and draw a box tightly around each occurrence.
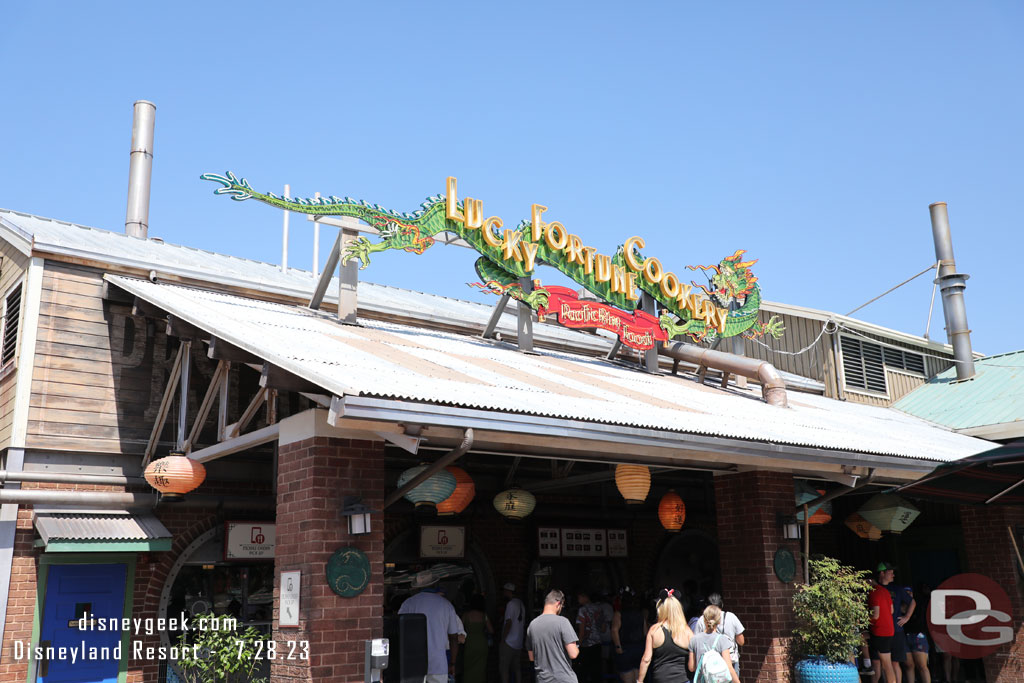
[838,329,954,408]
[27,262,257,456]
[0,244,29,449]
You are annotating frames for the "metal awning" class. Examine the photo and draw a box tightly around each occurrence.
[34,511,172,553]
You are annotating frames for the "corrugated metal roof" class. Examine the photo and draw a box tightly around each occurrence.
[893,350,1024,430]
[34,512,171,543]
[107,275,990,463]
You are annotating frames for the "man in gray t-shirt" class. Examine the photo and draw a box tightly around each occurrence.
[527,590,579,683]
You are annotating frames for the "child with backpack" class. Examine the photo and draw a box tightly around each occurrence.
[687,606,740,683]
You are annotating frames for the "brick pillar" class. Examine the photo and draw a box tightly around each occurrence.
[714,471,797,682]
[961,504,1024,682]
[273,431,386,682]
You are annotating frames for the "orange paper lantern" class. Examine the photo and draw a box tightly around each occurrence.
[437,467,475,516]
[845,513,882,541]
[615,464,651,504]
[658,490,686,532]
[144,454,206,499]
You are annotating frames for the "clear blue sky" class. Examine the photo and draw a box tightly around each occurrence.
[2,2,1021,355]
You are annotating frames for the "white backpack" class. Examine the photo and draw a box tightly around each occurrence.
[696,634,732,683]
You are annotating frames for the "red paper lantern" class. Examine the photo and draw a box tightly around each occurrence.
[144,454,206,499]
[658,490,686,531]
[437,467,475,516]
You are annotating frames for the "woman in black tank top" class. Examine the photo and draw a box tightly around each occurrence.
[638,589,693,683]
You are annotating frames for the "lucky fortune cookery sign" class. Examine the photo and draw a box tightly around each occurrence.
[202,173,783,347]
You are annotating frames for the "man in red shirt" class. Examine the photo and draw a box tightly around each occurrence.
[868,561,897,683]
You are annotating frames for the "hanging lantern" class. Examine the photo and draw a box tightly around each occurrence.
[437,467,475,516]
[493,488,536,520]
[796,488,832,525]
[857,494,920,534]
[658,490,686,532]
[615,464,651,504]
[396,465,457,509]
[144,453,206,499]
[845,513,883,541]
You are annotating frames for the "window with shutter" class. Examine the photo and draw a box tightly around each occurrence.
[1,283,22,367]
[841,335,928,394]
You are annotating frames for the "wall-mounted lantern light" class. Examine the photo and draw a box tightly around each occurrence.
[342,496,377,536]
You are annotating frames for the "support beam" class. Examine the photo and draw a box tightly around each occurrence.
[176,341,191,451]
[217,362,231,440]
[516,278,534,353]
[526,466,676,493]
[375,431,421,455]
[184,360,227,453]
[101,281,133,305]
[482,293,512,340]
[132,297,165,319]
[208,337,262,364]
[143,342,184,467]
[384,429,473,508]
[227,386,267,439]
[309,229,343,310]
[260,363,323,394]
[167,316,204,340]
[188,424,281,464]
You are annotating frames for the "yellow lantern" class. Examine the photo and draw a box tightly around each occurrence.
[493,488,536,520]
[144,454,206,499]
[615,464,650,504]
[658,490,686,531]
[437,467,475,516]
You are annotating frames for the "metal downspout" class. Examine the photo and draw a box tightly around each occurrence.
[383,429,474,509]
[659,342,788,407]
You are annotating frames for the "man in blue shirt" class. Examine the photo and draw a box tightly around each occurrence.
[884,564,915,683]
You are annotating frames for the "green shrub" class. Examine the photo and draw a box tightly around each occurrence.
[792,557,872,663]
[174,612,268,683]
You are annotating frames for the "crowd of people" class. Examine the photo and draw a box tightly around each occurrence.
[396,573,745,683]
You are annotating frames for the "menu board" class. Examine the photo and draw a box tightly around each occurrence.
[537,528,628,558]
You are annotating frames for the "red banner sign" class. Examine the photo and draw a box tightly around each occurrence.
[539,286,668,350]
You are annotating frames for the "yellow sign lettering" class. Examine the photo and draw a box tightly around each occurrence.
[660,272,680,299]
[595,254,612,283]
[464,198,484,230]
[623,236,645,273]
[482,216,503,248]
[502,229,524,262]
[545,221,569,251]
[565,234,585,265]
[531,204,548,242]
[522,240,540,271]
[642,257,663,285]
[446,176,464,223]
[582,246,597,274]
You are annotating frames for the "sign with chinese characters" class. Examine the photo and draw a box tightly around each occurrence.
[538,527,562,557]
[420,525,466,559]
[203,172,784,346]
[225,522,275,560]
[279,570,301,627]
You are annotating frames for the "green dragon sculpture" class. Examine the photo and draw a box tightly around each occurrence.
[200,172,783,342]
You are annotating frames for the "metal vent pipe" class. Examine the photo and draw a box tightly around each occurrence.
[659,342,788,407]
[125,100,156,238]
[928,202,975,380]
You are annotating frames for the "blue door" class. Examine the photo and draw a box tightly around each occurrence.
[38,563,126,683]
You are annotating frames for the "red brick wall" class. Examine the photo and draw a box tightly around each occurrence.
[714,471,797,683]
[0,507,38,682]
[961,504,1024,683]
[272,437,386,682]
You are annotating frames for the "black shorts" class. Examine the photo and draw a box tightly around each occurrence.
[869,634,892,658]
[889,630,908,663]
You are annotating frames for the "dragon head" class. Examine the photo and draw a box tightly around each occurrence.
[689,249,758,310]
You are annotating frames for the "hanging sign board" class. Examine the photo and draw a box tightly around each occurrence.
[420,525,466,559]
[202,172,785,348]
[225,522,275,560]
[537,528,628,558]
[538,527,562,557]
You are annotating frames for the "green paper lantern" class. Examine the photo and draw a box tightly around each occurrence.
[857,493,920,534]
[397,465,457,508]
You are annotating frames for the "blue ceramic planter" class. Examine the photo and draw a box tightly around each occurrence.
[794,657,859,683]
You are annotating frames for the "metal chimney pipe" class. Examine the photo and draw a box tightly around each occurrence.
[125,100,156,238]
[928,202,975,380]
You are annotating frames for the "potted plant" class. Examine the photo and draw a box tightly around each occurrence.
[174,612,269,683]
[792,557,872,683]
